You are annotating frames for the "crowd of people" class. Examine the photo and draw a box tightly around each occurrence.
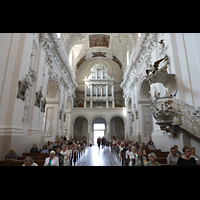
[2,136,200,166]
[108,137,200,166]
[109,137,160,166]
[167,145,200,166]
[3,136,88,166]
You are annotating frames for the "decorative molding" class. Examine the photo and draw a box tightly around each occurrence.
[121,33,157,93]
[35,86,43,107]
[39,33,78,94]
[45,107,54,137]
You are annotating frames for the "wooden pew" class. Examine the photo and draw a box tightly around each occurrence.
[0,160,44,166]
[18,156,47,161]
[23,153,49,157]
[0,160,24,166]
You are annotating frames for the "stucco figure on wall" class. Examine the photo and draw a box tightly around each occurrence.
[45,107,54,137]
[158,39,167,58]
[41,96,46,113]
[17,75,28,101]
[59,105,64,120]
[35,87,43,107]
[146,55,168,76]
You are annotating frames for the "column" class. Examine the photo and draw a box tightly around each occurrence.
[71,122,75,139]
[96,86,98,98]
[101,70,103,79]
[106,123,110,141]
[111,85,114,98]
[124,122,127,139]
[112,100,115,108]
[101,86,103,97]
[90,100,93,108]
[84,100,86,108]
[85,85,87,97]
[106,100,109,108]
[88,123,92,143]
[90,85,93,97]
[106,85,108,98]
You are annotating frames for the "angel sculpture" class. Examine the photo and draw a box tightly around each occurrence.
[146,55,168,76]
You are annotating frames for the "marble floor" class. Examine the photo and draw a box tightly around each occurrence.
[76,145,121,166]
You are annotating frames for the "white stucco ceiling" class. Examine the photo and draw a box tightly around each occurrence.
[60,33,140,73]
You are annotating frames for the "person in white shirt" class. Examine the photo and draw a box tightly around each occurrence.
[22,156,38,166]
[60,145,71,166]
[125,146,132,166]
[129,146,138,166]
[44,150,59,166]
[167,147,179,164]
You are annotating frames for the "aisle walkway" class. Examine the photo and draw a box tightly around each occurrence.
[76,145,121,166]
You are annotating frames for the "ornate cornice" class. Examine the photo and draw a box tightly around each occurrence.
[39,33,78,93]
[121,33,157,91]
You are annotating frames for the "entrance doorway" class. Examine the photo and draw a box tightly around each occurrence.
[93,123,105,145]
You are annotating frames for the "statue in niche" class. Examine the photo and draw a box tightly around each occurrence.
[135,109,138,119]
[63,112,66,122]
[59,105,64,120]
[17,74,28,101]
[35,87,43,107]
[131,114,134,122]
[45,107,54,137]
[40,96,46,113]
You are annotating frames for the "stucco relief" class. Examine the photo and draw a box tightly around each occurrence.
[45,107,54,137]
[22,67,38,124]
[143,105,153,137]
[47,79,57,98]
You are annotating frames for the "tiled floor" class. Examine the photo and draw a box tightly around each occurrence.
[76,145,121,166]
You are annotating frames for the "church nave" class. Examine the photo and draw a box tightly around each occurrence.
[76,145,121,166]
[1,33,200,163]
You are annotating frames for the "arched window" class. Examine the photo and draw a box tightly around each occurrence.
[127,50,129,66]
[57,33,60,39]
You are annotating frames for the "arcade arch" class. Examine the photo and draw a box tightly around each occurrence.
[110,116,125,139]
[138,79,153,142]
[73,117,88,141]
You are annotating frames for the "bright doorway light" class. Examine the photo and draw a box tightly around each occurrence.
[57,33,60,39]
[94,123,105,130]
[94,131,104,145]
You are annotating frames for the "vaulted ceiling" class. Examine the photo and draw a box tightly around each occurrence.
[60,33,140,74]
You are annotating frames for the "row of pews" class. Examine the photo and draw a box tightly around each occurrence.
[111,145,176,166]
[0,146,87,166]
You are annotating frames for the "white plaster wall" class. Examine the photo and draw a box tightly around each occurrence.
[0,33,76,159]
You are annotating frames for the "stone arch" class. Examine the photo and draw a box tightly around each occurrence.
[138,79,153,142]
[72,114,90,124]
[91,116,107,144]
[73,116,88,141]
[109,114,125,124]
[90,114,108,124]
[86,59,114,79]
[139,79,151,101]
[110,116,125,139]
